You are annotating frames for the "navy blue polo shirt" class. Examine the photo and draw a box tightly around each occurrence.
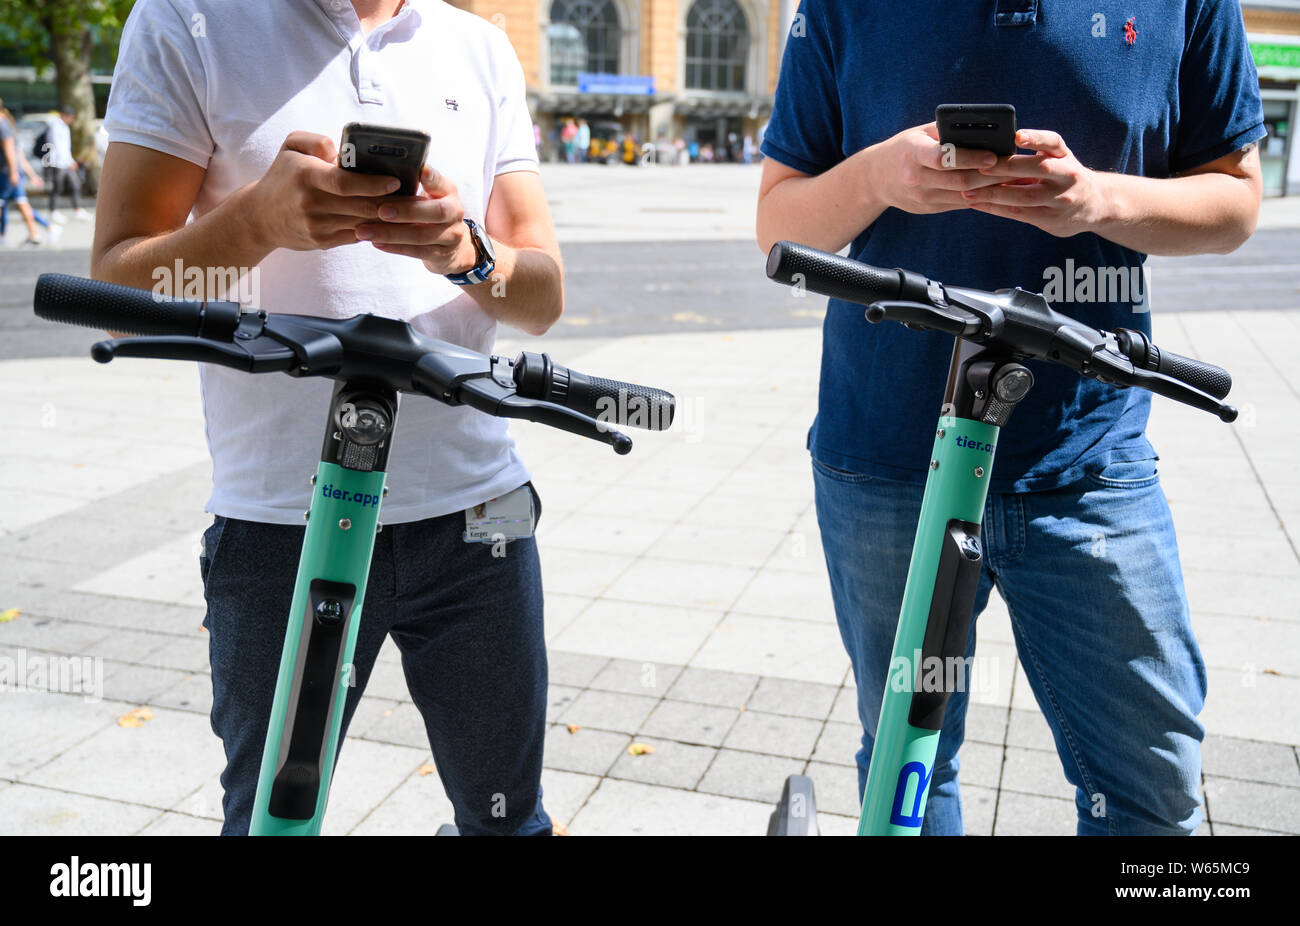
[762,0,1265,492]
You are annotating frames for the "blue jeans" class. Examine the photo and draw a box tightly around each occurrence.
[814,456,1206,835]
[198,492,551,836]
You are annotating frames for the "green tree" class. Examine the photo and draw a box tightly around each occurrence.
[0,0,135,191]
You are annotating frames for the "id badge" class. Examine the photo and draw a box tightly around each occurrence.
[463,485,535,543]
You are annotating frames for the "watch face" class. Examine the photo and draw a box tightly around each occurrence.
[476,223,496,262]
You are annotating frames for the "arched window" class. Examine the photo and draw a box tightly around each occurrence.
[549,0,621,85]
[685,0,748,92]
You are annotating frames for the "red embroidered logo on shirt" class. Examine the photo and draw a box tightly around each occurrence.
[1124,17,1137,45]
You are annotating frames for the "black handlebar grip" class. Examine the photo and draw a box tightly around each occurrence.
[766,241,904,306]
[1155,348,1232,401]
[514,352,675,431]
[34,273,242,340]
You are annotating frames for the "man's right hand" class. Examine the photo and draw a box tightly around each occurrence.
[862,122,1008,215]
[244,131,402,252]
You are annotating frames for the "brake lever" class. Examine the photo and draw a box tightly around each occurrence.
[89,333,298,373]
[454,374,633,454]
[1085,348,1238,422]
[865,300,983,337]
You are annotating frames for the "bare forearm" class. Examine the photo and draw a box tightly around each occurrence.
[757,148,883,255]
[91,183,274,295]
[463,241,563,336]
[1089,170,1260,257]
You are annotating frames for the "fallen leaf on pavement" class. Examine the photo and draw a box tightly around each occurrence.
[0,608,20,623]
[627,742,655,756]
[417,763,437,777]
[117,707,154,728]
[566,723,581,734]
[552,822,570,836]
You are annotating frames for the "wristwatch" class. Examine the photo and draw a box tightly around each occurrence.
[446,218,496,286]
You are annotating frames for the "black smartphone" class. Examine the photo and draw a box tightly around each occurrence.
[339,122,431,196]
[935,104,1017,157]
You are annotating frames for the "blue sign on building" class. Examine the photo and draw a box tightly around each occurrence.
[576,73,656,96]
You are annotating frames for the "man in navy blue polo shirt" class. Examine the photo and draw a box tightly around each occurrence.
[757,1,1264,835]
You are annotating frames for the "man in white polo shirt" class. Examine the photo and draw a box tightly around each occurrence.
[94,0,563,835]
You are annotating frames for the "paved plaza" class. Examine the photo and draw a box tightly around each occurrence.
[0,165,1297,835]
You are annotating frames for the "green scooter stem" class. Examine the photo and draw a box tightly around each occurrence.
[249,461,387,836]
[858,415,998,835]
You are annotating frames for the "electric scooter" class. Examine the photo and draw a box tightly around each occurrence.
[32,273,675,836]
[761,241,1237,836]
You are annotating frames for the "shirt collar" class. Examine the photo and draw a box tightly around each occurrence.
[312,0,425,44]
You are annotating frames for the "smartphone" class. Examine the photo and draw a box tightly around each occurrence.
[339,122,431,196]
[935,104,1017,157]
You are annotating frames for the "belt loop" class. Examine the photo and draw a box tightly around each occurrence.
[995,0,1038,27]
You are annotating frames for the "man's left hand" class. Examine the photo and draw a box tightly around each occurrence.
[355,164,479,275]
[959,129,1112,237]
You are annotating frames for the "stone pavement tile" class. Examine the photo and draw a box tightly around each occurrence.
[542,515,672,559]
[541,768,602,826]
[811,721,859,768]
[539,547,637,598]
[569,778,770,836]
[22,704,225,809]
[137,812,220,835]
[646,523,786,569]
[746,676,838,719]
[603,558,755,612]
[1179,533,1300,579]
[999,746,1074,801]
[0,491,87,535]
[1212,823,1284,836]
[360,657,411,702]
[550,599,722,665]
[992,791,1077,836]
[588,657,683,697]
[958,740,1004,790]
[150,673,211,715]
[1201,734,1300,786]
[973,641,1018,710]
[665,666,758,708]
[962,783,998,835]
[81,628,175,664]
[0,783,160,835]
[583,484,710,526]
[684,492,810,532]
[170,776,224,821]
[358,701,429,749]
[723,710,821,759]
[1202,776,1300,834]
[4,589,108,623]
[101,662,190,704]
[0,692,121,780]
[558,688,659,734]
[608,736,716,789]
[731,567,834,623]
[818,812,860,836]
[542,591,593,634]
[1004,706,1057,752]
[78,599,207,635]
[803,761,859,818]
[546,684,581,723]
[348,763,453,836]
[0,615,112,653]
[320,740,430,836]
[698,748,806,804]
[73,533,207,608]
[828,686,859,724]
[544,724,630,776]
[139,634,210,673]
[690,613,849,683]
[963,702,1008,746]
[1194,612,1300,675]
[1200,667,1300,745]
[638,699,740,747]
[345,696,402,740]
[546,650,608,688]
[1182,570,1300,621]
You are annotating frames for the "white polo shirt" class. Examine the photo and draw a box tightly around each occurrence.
[104,0,538,525]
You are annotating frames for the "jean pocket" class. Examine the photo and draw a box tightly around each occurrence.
[199,515,229,591]
[1083,457,1160,490]
[811,457,875,484]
